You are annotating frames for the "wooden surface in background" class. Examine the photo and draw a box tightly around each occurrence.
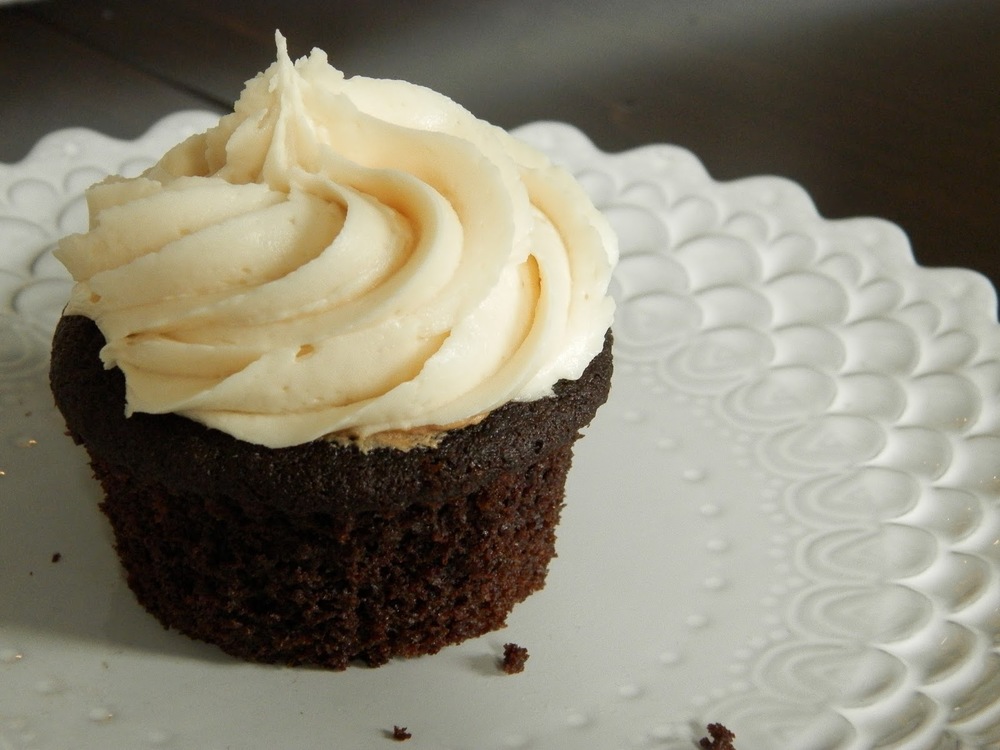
[2,0,998,287]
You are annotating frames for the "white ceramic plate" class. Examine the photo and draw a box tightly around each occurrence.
[2,114,999,750]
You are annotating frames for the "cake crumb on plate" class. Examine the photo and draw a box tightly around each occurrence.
[390,726,411,741]
[501,642,529,674]
[699,723,736,749]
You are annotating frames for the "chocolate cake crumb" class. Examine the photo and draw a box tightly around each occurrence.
[699,722,736,750]
[501,642,529,674]
[51,552,62,563]
[391,725,411,741]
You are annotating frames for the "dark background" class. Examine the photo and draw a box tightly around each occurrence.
[2,0,998,287]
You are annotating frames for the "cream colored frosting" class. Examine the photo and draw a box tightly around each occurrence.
[56,32,617,449]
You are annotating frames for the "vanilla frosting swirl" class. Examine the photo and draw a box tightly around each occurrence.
[56,33,617,449]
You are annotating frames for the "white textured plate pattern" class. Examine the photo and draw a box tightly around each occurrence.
[1,114,999,750]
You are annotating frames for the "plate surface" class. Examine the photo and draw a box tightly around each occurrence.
[2,114,999,750]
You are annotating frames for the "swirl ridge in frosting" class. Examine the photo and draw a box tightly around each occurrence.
[56,32,617,449]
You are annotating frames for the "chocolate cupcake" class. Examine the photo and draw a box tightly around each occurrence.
[49,33,616,669]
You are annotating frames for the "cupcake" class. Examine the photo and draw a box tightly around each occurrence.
[49,33,616,669]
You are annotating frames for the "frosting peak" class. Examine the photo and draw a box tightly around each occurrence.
[56,33,617,449]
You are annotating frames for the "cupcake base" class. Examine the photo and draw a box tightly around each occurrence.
[50,315,613,669]
[93,445,570,668]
